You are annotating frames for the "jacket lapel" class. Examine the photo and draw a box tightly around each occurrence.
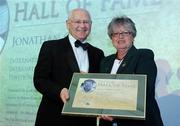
[117,46,137,73]
[64,36,80,72]
[103,54,116,73]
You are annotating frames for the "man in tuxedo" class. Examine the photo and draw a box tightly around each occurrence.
[33,8,104,126]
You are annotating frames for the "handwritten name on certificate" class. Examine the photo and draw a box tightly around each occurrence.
[72,78,138,110]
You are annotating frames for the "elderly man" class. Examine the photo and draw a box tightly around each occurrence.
[33,8,104,126]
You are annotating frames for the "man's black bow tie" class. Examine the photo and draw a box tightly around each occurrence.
[75,40,89,50]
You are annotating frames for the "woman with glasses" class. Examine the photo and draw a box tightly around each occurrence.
[99,16,163,126]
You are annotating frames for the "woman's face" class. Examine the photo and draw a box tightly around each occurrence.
[111,24,134,51]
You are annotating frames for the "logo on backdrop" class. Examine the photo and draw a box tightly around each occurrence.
[0,0,9,54]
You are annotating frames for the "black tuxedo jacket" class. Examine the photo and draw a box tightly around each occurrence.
[33,36,104,126]
[99,46,163,126]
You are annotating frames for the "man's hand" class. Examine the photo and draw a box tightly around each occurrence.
[60,88,69,103]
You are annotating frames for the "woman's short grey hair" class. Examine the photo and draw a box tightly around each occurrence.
[107,16,137,38]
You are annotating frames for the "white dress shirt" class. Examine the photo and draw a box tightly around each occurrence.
[110,59,123,74]
[68,35,89,72]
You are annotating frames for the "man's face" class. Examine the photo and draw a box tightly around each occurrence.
[66,10,92,41]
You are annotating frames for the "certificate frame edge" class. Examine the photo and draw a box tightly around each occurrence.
[62,73,147,120]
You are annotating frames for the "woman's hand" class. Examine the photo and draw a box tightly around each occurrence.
[100,115,113,121]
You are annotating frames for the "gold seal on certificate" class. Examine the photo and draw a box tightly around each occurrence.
[62,73,147,120]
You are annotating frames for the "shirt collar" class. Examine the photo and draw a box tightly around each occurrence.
[68,34,87,45]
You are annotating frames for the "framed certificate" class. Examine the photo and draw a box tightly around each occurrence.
[62,73,147,120]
